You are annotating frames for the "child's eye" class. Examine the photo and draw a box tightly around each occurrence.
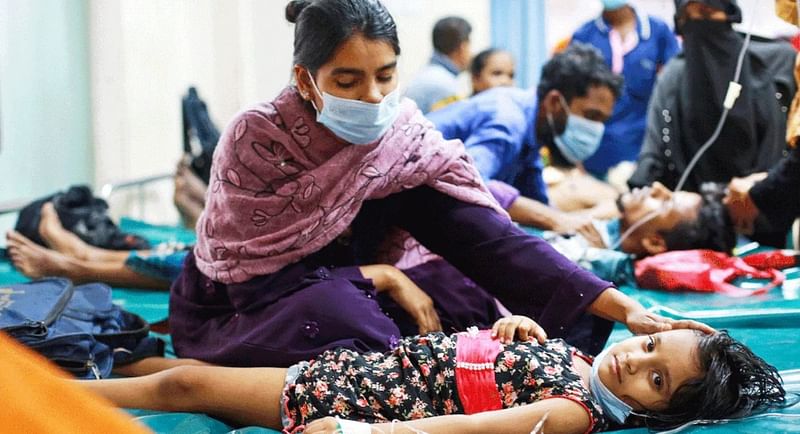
[646,336,656,352]
[652,372,663,389]
[377,75,394,83]
[336,81,356,88]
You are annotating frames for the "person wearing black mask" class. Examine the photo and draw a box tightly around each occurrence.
[628,0,797,247]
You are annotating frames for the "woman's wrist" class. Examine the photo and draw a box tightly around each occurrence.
[587,287,643,325]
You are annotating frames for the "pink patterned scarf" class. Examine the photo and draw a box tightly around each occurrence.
[194,86,505,284]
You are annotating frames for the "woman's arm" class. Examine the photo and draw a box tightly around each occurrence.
[587,287,714,335]
[305,398,591,434]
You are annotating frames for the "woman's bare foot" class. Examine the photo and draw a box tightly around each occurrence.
[6,230,72,279]
[37,202,91,260]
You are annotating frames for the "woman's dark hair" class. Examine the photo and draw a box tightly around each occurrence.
[635,330,785,430]
[659,182,737,253]
[536,43,623,103]
[432,16,471,55]
[285,0,400,75]
[469,48,501,78]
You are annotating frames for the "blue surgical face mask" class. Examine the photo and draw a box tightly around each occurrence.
[589,344,633,424]
[307,72,401,145]
[547,97,605,164]
[601,0,629,11]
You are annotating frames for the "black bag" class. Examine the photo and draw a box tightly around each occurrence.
[14,185,150,250]
[182,86,220,185]
[0,278,164,379]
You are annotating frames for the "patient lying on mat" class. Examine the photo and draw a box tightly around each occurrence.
[4,182,734,291]
[83,315,782,434]
[4,161,206,290]
[543,182,734,256]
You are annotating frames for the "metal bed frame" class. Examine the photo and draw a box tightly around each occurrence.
[0,172,174,216]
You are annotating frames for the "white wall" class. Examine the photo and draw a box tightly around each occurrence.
[0,0,92,235]
[88,0,489,222]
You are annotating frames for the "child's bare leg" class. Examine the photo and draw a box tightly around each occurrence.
[37,203,132,263]
[81,365,287,429]
[113,357,212,377]
[7,231,168,290]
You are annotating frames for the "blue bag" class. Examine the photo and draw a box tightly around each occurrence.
[0,278,163,379]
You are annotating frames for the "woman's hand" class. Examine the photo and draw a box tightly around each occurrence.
[491,315,547,344]
[589,288,715,336]
[624,309,715,335]
[724,173,766,235]
[360,265,442,335]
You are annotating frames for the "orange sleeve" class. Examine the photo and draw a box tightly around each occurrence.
[0,331,151,434]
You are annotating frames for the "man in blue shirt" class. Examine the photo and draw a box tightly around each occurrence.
[571,0,679,177]
[428,44,622,230]
[404,16,472,114]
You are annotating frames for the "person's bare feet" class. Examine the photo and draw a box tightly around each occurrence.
[177,162,208,204]
[6,230,72,279]
[37,202,91,260]
[174,159,207,229]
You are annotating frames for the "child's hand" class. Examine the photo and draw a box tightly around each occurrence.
[491,315,547,344]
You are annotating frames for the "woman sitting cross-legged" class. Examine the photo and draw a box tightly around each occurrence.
[82,315,784,434]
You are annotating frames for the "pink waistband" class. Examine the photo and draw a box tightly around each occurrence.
[455,329,503,414]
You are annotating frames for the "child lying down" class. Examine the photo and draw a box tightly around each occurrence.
[82,316,784,434]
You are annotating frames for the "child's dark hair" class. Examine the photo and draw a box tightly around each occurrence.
[659,182,736,253]
[637,330,785,430]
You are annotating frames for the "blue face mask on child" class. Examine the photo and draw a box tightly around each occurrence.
[307,72,401,145]
[590,344,633,424]
[601,0,629,10]
[547,97,605,164]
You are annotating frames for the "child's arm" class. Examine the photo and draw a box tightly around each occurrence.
[304,398,591,434]
[491,315,547,344]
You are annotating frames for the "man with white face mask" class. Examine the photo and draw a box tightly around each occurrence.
[428,44,623,232]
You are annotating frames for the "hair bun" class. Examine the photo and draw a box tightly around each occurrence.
[285,0,312,24]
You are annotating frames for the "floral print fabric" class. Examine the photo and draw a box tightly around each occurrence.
[281,333,607,432]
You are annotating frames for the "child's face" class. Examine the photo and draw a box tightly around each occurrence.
[597,330,703,413]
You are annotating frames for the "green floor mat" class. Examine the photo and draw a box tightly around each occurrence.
[127,411,282,434]
[618,267,800,328]
[119,217,197,246]
[0,258,29,285]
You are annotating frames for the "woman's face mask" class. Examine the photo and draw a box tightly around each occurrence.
[547,96,605,164]
[307,72,401,145]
